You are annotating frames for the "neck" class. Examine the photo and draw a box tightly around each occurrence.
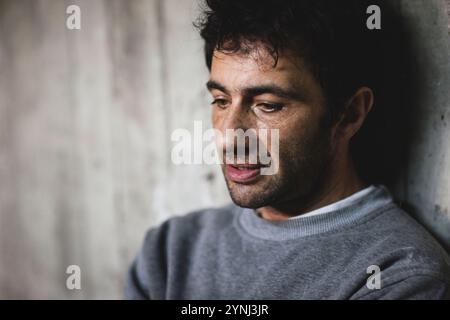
[258,156,367,221]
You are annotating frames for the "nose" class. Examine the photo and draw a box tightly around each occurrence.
[220,101,250,132]
[213,101,257,162]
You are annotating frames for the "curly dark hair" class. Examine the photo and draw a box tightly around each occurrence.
[195,0,413,186]
[196,0,385,122]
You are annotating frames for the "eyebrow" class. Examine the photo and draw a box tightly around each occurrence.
[206,80,230,95]
[206,80,306,101]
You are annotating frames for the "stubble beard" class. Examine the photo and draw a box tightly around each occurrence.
[223,129,333,210]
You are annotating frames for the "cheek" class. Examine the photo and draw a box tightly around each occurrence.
[252,111,313,161]
[211,109,224,130]
[268,110,317,144]
[277,115,328,160]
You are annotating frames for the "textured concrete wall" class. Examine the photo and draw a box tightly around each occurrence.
[0,0,448,299]
[447,0,450,31]
[0,0,229,299]
[394,0,450,252]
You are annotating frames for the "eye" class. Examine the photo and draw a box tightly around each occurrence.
[255,103,284,113]
[211,98,230,109]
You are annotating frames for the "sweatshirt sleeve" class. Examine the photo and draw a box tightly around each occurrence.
[125,255,151,300]
[355,274,450,300]
[124,223,171,300]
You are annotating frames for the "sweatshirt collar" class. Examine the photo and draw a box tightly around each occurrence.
[235,185,395,241]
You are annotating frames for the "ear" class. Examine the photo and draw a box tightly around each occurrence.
[336,87,374,141]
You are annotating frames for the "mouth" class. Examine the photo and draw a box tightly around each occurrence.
[225,164,263,184]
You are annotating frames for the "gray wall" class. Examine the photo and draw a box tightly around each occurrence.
[0,0,448,299]
[394,0,450,251]
[0,0,229,299]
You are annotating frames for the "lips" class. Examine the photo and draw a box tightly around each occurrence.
[225,164,262,184]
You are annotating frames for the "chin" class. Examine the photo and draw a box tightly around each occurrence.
[227,185,271,209]
[230,196,265,209]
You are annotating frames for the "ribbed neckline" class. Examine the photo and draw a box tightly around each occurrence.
[234,185,395,241]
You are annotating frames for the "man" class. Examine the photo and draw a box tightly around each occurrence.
[126,0,450,299]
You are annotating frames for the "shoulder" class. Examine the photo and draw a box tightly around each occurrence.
[126,203,238,299]
[350,204,450,299]
[363,204,450,270]
[138,203,238,264]
[145,203,237,244]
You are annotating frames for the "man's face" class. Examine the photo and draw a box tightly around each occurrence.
[208,47,336,210]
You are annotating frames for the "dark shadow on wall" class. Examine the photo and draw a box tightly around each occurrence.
[352,1,414,187]
[352,0,450,252]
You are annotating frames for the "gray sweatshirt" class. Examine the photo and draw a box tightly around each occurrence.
[126,185,450,299]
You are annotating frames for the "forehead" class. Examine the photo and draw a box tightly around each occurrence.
[209,48,313,90]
